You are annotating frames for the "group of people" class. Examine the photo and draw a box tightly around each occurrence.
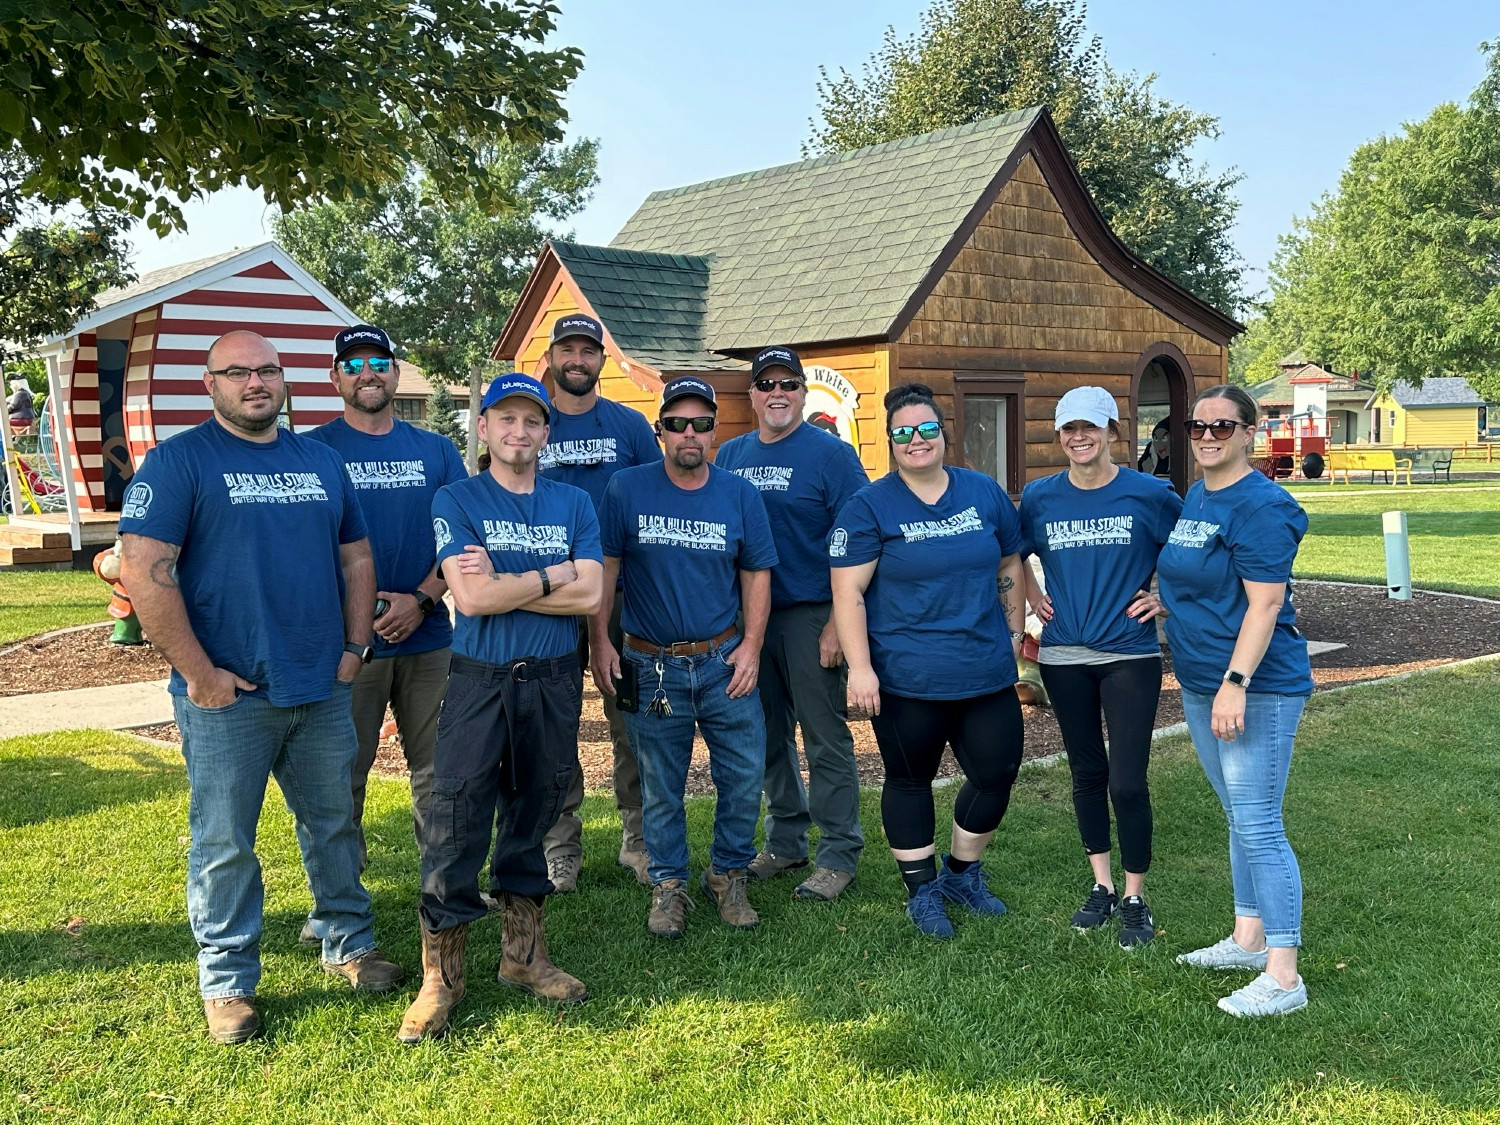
[116,311,1314,1047]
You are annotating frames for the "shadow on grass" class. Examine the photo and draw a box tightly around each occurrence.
[0,749,182,828]
[1305,512,1499,539]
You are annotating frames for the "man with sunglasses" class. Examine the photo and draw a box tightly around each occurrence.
[534,313,661,892]
[714,346,869,902]
[307,325,468,883]
[120,330,403,1045]
[593,376,779,938]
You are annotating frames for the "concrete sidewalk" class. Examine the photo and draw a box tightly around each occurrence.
[0,679,173,737]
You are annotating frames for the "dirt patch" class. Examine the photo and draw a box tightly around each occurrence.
[8,582,1498,795]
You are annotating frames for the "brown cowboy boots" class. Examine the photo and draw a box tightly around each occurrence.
[396,921,468,1044]
[496,892,588,1004]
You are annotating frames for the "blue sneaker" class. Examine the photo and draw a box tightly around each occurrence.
[906,882,955,939]
[932,856,1008,916]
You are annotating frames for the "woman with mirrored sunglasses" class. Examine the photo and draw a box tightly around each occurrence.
[1156,384,1314,1018]
[829,383,1028,939]
[1017,386,1182,950]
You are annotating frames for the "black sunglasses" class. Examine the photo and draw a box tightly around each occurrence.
[1187,419,1251,440]
[659,416,716,434]
[753,378,804,393]
[339,357,394,376]
[890,421,942,445]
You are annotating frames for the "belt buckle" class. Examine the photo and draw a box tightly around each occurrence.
[511,660,529,682]
[667,640,694,657]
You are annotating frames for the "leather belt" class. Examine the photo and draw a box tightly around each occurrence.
[623,624,738,658]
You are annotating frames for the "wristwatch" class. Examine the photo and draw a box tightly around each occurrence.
[1009,631,1025,643]
[1222,669,1252,688]
[413,590,437,617]
[344,641,374,664]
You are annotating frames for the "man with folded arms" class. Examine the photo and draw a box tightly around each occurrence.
[592,376,778,939]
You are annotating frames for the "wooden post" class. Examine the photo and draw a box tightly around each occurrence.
[467,364,482,474]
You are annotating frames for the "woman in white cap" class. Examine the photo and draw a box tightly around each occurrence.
[1017,386,1182,948]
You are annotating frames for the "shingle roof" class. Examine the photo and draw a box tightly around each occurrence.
[609,109,1039,351]
[1248,366,1374,406]
[1389,377,1485,408]
[89,246,256,312]
[1277,347,1309,367]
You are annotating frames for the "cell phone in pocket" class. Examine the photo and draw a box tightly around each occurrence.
[613,660,640,713]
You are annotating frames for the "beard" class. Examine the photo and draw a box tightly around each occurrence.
[669,445,705,470]
[554,364,600,397]
[211,381,283,432]
[495,443,538,473]
[348,383,392,414]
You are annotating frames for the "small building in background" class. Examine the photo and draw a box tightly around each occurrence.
[1369,377,1488,446]
[1248,363,1377,443]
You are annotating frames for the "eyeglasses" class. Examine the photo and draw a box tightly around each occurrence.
[753,378,804,393]
[339,357,394,376]
[659,415,716,434]
[1187,419,1252,440]
[207,365,284,383]
[890,421,942,444]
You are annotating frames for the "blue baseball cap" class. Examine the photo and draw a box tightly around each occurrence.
[481,373,551,421]
[660,375,717,414]
[549,313,605,347]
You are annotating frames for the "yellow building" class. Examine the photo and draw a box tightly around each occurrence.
[1368,378,1486,446]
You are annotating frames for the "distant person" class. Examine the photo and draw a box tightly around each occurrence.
[1138,419,1171,477]
[8,378,36,435]
[535,313,661,892]
[1018,387,1182,949]
[120,330,402,1046]
[1158,384,1314,1018]
[715,346,868,902]
[307,324,468,879]
[830,383,1028,939]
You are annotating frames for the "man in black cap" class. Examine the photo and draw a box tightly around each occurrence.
[592,376,779,939]
[715,346,869,901]
[535,312,661,892]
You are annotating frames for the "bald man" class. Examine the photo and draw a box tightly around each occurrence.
[121,331,402,1046]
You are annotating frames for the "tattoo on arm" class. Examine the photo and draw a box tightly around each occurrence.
[148,545,181,590]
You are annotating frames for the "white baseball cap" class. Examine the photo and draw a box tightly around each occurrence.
[1054,386,1119,430]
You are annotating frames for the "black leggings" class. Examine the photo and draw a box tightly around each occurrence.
[870,688,1024,851]
[1038,657,1161,873]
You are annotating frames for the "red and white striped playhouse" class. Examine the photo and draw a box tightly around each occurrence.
[26,242,358,545]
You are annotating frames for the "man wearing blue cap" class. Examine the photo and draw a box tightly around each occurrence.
[398,372,603,1043]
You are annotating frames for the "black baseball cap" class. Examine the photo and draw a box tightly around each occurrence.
[549,313,605,347]
[333,324,395,363]
[660,376,717,413]
[751,346,804,380]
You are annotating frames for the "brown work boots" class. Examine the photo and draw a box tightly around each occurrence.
[701,868,759,929]
[396,922,468,1044]
[496,893,588,1005]
[648,879,696,938]
[204,996,260,1045]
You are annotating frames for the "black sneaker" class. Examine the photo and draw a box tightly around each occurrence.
[1071,883,1118,930]
[1118,895,1156,948]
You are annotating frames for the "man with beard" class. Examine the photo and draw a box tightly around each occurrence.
[120,330,403,1045]
[592,377,778,939]
[535,313,660,891]
[307,324,467,878]
[398,373,602,1042]
[715,346,869,901]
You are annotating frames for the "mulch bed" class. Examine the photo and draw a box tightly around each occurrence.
[8,581,1497,796]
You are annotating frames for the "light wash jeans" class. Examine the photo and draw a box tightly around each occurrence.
[623,636,765,885]
[174,684,375,999]
[1181,689,1307,947]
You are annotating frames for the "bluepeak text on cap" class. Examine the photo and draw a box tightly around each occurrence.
[481,373,551,421]
[660,376,717,412]
[550,314,605,346]
[334,324,395,363]
[751,346,804,379]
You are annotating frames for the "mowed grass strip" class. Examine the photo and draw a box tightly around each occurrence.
[2,661,1498,1123]
[0,570,105,646]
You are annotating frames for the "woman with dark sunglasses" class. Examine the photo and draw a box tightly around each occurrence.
[1017,386,1182,949]
[829,383,1028,938]
[1156,384,1313,1018]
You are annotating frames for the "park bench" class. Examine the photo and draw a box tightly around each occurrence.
[1327,449,1412,485]
[1400,448,1454,483]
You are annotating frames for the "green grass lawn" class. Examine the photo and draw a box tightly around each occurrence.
[2,660,1498,1123]
[0,569,109,645]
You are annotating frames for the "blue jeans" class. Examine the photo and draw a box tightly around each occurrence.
[622,636,765,884]
[174,684,375,999]
[1181,689,1307,947]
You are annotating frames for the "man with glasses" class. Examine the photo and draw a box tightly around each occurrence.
[120,330,402,1045]
[534,313,661,892]
[307,324,468,882]
[715,346,869,902]
[592,376,778,938]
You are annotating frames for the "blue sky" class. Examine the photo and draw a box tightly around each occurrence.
[129,0,1499,306]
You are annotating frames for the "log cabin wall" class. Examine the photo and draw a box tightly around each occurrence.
[896,153,1227,491]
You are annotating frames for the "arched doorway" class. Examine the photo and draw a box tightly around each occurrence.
[1131,343,1193,495]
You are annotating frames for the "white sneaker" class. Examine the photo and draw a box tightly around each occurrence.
[1176,935,1269,971]
[1217,972,1308,1017]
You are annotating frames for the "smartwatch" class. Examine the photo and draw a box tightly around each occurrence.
[344,642,374,665]
[1223,669,1252,688]
[413,591,437,617]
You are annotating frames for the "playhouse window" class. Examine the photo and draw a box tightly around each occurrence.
[953,375,1024,494]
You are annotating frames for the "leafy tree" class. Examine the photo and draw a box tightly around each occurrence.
[1263,42,1500,401]
[807,0,1244,313]
[424,385,467,455]
[0,0,582,232]
[1228,314,1283,387]
[274,140,598,382]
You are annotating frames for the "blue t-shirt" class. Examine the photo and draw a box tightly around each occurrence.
[538,397,661,511]
[599,463,779,644]
[830,467,1023,700]
[307,418,468,658]
[1018,468,1183,655]
[1157,471,1313,697]
[117,420,368,707]
[714,422,870,609]
[431,473,601,666]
